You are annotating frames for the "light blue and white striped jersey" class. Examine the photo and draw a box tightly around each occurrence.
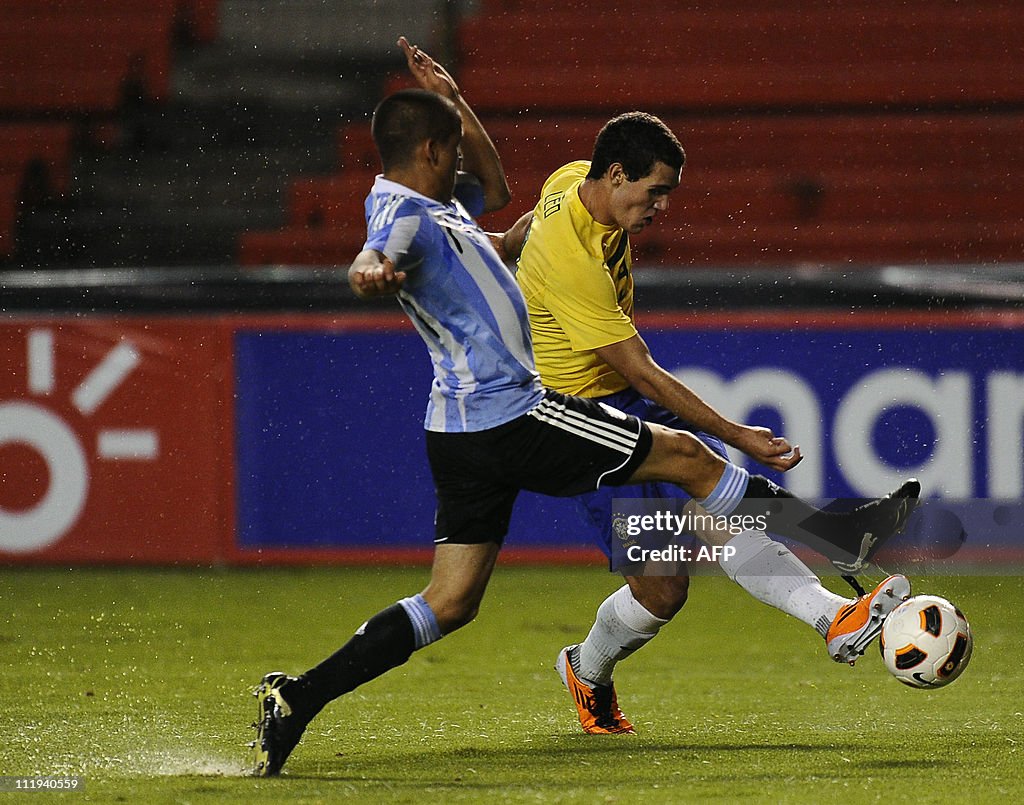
[363,175,544,432]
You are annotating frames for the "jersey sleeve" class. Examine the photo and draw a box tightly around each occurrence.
[454,172,486,219]
[543,252,638,352]
[364,199,429,269]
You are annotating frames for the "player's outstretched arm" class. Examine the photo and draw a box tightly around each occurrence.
[398,36,511,214]
[596,334,803,472]
[349,249,406,299]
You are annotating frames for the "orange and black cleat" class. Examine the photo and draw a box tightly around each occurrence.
[826,574,912,665]
[555,645,635,735]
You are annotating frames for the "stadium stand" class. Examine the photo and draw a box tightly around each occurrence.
[0,123,75,197]
[0,174,21,259]
[452,5,1024,112]
[2,2,1019,269]
[0,1,217,113]
[0,122,75,258]
[0,0,219,261]
[239,1,1024,268]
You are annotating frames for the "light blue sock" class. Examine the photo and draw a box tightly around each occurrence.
[398,594,443,649]
[699,462,750,516]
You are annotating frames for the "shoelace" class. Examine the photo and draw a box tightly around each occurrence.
[589,685,621,729]
[843,574,867,596]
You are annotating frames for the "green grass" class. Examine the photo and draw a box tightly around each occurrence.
[2,566,1022,803]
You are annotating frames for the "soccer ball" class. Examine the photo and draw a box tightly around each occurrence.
[879,595,973,688]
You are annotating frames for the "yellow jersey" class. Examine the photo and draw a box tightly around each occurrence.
[516,161,637,398]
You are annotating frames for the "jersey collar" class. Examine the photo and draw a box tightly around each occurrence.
[373,175,446,208]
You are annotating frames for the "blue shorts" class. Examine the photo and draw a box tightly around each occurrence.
[576,387,730,562]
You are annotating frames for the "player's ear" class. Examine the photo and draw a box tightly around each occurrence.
[607,163,626,187]
[423,139,442,167]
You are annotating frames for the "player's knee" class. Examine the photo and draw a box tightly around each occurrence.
[669,431,714,465]
[664,432,722,491]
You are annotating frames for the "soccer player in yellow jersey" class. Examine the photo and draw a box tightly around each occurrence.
[516,158,642,399]
[501,112,920,735]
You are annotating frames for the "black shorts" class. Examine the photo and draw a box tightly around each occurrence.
[426,389,653,545]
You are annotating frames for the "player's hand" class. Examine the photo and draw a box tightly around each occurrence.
[349,255,406,298]
[733,426,803,472]
[398,36,460,99]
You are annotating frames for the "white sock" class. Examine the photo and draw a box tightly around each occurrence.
[576,585,669,686]
[719,530,849,637]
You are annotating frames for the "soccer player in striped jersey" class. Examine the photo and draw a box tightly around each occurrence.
[499,113,919,735]
[251,40,913,775]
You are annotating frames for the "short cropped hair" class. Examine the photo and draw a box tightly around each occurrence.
[586,112,686,181]
[371,88,462,171]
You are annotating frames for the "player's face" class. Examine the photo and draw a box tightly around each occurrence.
[609,161,680,234]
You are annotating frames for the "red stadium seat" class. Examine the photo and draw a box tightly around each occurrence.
[254,111,1023,268]
[339,113,1024,182]
[0,0,217,42]
[0,123,75,197]
[0,173,22,259]
[638,219,1024,266]
[0,2,220,261]
[288,171,376,229]
[0,4,179,112]
[238,226,367,267]
[240,2,1024,269]
[451,6,1023,112]
[180,0,220,43]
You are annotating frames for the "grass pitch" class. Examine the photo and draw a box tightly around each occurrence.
[3,565,1022,803]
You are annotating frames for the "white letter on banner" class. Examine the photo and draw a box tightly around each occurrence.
[673,368,823,498]
[834,369,971,498]
[987,372,1024,498]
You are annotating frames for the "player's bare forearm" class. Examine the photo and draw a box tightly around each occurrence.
[488,211,533,263]
[595,335,802,471]
[397,36,510,213]
[456,103,511,213]
[636,365,802,472]
[349,249,406,299]
[597,336,735,436]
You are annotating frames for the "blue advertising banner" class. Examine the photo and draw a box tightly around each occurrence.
[654,324,1024,500]
[234,328,588,551]
[233,313,1024,558]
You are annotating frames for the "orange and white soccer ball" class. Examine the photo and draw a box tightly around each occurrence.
[879,595,973,688]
